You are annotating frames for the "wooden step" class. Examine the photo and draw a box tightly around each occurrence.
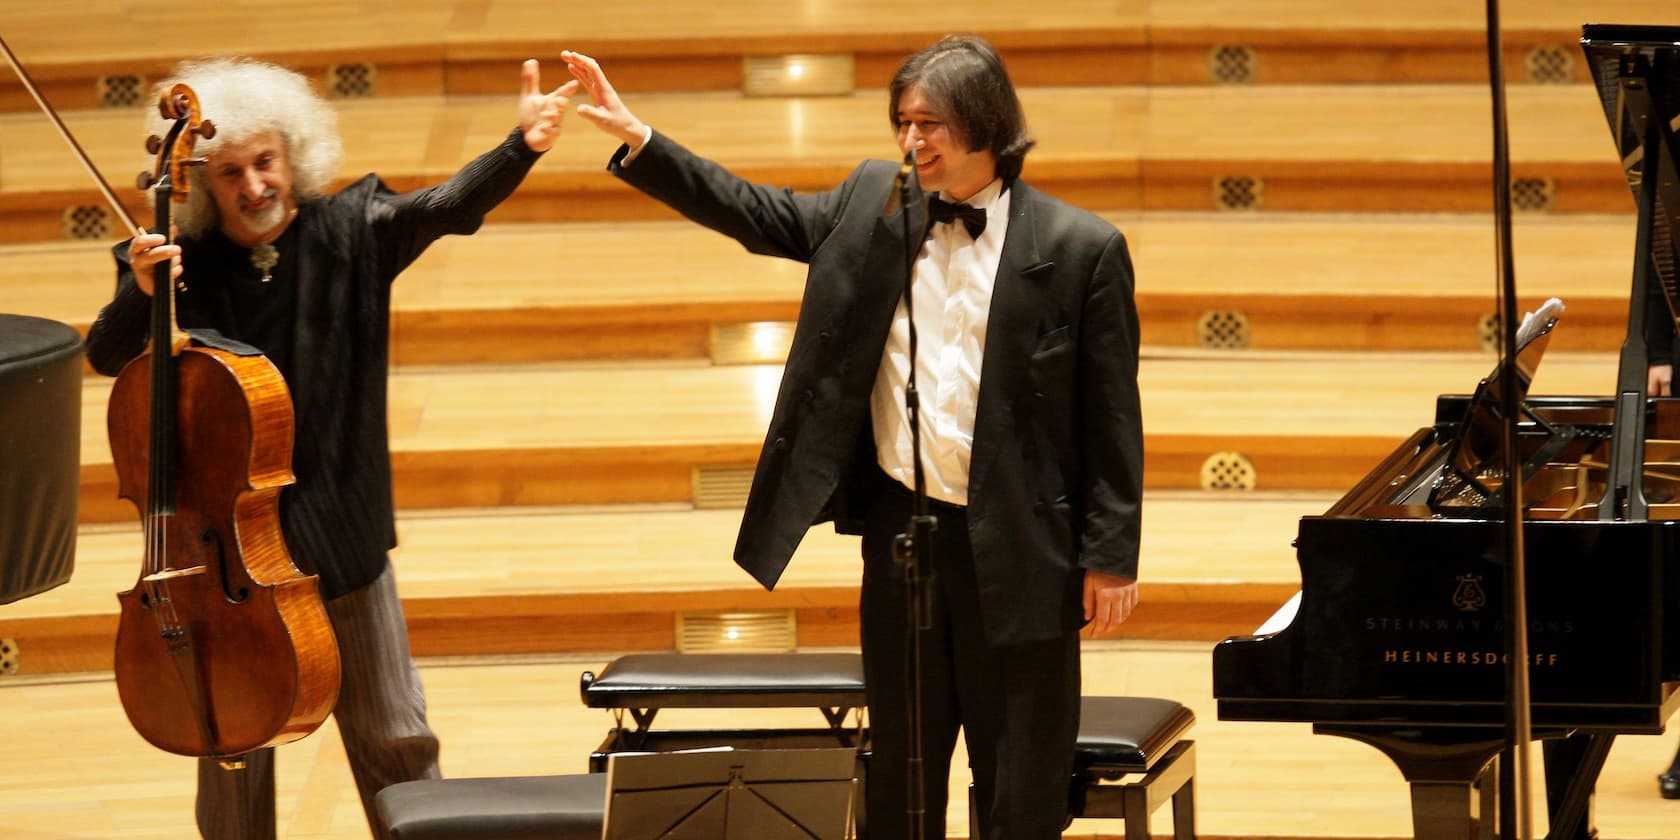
[0,82,1637,245]
[0,491,1319,675]
[3,211,1643,364]
[69,350,1627,526]
[2,0,1670,117]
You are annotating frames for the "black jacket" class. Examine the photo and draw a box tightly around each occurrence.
[87,129,540,599]
[612,132,1144,645]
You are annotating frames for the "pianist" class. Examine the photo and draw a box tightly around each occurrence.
[562,35,1145,840]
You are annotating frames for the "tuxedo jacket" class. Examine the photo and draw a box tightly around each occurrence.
[612,132,1143,645]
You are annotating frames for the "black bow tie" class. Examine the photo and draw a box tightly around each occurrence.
[928,197,986,238]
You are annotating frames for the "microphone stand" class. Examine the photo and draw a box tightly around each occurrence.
[886,148,935,840]
[1484,2,1534,837]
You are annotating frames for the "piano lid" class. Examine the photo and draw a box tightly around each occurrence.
[1581,24,1680,324]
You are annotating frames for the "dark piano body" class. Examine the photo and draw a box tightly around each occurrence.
[1216,398,1680,731]
[1213,24,1680,839]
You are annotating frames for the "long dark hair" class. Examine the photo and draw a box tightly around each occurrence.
[888,34,1035,183]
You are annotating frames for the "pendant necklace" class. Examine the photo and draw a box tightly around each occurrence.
[251,242,278,283]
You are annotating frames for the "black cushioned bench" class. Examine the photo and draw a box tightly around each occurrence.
[0,314,82,608]
[580,652,867,764]
[1036,695,1196,840]
[376,653,1196,839]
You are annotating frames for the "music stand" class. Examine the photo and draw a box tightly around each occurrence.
[602,747,856,840]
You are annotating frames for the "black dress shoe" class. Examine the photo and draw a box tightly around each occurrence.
[1660,772,1680,800]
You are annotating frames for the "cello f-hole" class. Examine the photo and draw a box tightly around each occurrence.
[202,530,249,604]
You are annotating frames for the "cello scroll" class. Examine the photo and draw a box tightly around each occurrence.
[138,84,216,202]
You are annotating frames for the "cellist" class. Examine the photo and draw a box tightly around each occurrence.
[85,57,579,839]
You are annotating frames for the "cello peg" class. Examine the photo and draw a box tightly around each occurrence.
[145,135,163,155]
[136,171,156,190]
[196,120,216,140]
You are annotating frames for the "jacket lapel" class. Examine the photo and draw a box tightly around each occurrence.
[969,182,1053,502]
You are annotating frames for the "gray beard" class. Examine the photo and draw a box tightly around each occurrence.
[238,193,287,237]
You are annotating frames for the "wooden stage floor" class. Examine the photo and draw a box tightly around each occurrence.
[1,643,1676,839]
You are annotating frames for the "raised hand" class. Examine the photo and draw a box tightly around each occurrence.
[561,51,648,149]
[518,59,582,153]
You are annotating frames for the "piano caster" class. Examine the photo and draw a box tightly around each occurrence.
[1659,772,1680,800]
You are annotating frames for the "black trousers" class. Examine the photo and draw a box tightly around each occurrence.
[857,467,1080,840]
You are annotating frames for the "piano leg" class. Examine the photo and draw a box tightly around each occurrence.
[1319,726,1503,840]
[1410,776,1497,840]
[1542,733,1610,840]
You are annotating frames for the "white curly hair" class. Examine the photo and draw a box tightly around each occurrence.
[145,57,343,237]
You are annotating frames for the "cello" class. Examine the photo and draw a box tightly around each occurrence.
[0,34,342,760]
[104,83,341,761]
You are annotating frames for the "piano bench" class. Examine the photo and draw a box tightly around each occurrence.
[580,651,868,766]
[579,651,866,717]
[968,696,1197,840]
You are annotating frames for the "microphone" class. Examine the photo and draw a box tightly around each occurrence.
[883,149,920,217]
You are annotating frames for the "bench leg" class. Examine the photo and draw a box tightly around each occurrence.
[1172,776,1196,840]
[1123,784,1151,840]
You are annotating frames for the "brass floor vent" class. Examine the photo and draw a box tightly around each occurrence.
[1,638,18,676]
[693,466,755,509]
[1477,313,1501,352]
[1523,44,1575,84]
[1196,310,1251,349]
[677,610,797,653]
[97,74,144,108]
[710,321,795,365]
[743,54,854,97]
[1208,44,1258,84]
[62,205,111,240]
[1201,451,1257,491]
[1214,175,1263,211]
[1512,177,1556,213]
[328,63,378,98]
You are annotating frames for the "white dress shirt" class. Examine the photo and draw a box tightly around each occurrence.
[871,178,1010,506]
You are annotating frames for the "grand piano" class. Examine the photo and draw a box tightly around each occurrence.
[1212,24,1680,839]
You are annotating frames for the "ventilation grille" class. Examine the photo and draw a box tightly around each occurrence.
[62,205,112,240]
[693,466,755,509]
[1214,175,1263,210]
[328,63,378,98]
[1196,310,1251,349]
[1200,452,1257,491]
[1477,313,1502,352]
[1523,45,1575,84]
[1209,44,1258,84]
[1512,177,1555,212]
[97,74,144,108]
[743,54,854,97]
[677,611,797,653]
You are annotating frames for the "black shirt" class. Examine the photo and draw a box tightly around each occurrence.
[88,128,541,599]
